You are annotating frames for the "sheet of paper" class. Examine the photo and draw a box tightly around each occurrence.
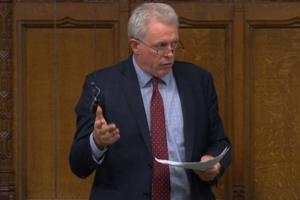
[155,147,230,171]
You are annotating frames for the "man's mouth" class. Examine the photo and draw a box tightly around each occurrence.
[160,63,172,67]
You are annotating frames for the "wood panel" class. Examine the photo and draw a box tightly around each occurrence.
[247,24,300,200]
[245,3,300,200]
[22,26,116,199]
[0,0,299,199]
[13,3,123,198]
[55,27,116,198]
[177,20,231,119]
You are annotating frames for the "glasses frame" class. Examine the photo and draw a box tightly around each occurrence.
[135,38,183,56]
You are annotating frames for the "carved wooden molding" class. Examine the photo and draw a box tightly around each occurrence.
[21,16,117,28]
[0,2,15,200]
[233,184,245,200]
[17,0,116,2]
[248,0,300,2]
[130,0,229,3]
[179,16,231,28]
[248,17,300,28]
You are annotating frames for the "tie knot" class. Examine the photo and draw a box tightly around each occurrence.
[151,77,160,90]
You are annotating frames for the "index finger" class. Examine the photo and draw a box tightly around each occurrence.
[96,106,107,124]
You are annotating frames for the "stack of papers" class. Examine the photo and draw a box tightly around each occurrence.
[155,147,230,171]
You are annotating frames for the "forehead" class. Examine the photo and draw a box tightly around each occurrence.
[144,19,178,42]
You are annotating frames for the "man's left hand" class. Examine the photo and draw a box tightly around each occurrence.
[193,155,221,181]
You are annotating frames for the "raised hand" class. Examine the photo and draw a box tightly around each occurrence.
[92,106,120,149]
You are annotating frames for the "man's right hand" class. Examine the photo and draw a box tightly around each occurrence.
[92,106,120,150]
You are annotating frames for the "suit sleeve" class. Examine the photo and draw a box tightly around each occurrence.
[205,72,231,178]
[69,75,99,178]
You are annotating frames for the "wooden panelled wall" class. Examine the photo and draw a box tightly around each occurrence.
[0,0,300,199]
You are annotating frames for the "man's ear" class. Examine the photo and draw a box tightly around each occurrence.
[129,38,140,55]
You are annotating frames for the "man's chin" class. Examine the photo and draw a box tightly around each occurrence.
[156,67,172,77]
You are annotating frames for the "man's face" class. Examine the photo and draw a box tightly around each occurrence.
[131,19,179,78]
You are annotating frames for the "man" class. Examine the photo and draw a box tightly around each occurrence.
[69,2,231,200]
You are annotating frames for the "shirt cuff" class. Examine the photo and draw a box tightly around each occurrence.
[89,132,107,164]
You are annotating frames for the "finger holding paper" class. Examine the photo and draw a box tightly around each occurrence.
[193,155,221,181]
[155,146,230,172]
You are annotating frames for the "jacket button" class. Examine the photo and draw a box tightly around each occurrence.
[143,192,150,197]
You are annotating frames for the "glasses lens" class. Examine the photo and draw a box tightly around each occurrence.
[170,42,178,49]
[158,48,175,56]
[138,38,182,55]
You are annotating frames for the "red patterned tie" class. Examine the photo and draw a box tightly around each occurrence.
[151,77,170,200]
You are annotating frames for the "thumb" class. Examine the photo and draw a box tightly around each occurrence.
[201,155,214,162]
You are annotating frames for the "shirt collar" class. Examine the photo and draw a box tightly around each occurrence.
[132,55,173,88]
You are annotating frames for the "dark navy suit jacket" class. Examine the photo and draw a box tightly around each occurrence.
[69,56,231,200]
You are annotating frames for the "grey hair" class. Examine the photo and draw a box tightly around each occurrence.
[128,3,179,40]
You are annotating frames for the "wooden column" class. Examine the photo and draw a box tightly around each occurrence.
[232,0,246,199]
[0,1,15,200]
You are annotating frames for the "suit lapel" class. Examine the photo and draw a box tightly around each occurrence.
[173,64,195,162]
[117,58,152,155]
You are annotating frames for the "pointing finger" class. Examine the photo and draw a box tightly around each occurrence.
[96,106,107,124]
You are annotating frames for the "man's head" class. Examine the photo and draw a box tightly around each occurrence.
[128,3,178,40]
[128,3,180,78]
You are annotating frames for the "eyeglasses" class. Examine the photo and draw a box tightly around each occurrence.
[135,38,183,56]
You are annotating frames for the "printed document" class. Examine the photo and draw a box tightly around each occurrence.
[155,147,230,171]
